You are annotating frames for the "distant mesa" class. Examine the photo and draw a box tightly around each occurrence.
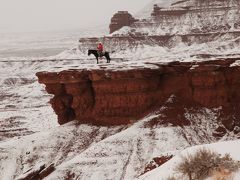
[108,3,191,34]
[108,0,239,34]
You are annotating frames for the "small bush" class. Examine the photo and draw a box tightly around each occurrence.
[176,148,240,180]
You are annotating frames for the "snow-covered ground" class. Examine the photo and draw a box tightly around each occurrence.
[0,102,239,179]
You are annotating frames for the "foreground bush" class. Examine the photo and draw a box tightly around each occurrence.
[176,148,240,180]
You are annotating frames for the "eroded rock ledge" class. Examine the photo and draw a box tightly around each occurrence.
[36,59,240,127]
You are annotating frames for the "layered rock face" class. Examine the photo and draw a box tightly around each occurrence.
[36,59,240,128]
[78,31,240,55]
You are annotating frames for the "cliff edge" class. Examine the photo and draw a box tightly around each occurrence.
[36,58,240,132]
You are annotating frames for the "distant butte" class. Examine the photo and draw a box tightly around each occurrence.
[109,11,138,34]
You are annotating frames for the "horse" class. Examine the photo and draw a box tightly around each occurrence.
[88,49,111,64]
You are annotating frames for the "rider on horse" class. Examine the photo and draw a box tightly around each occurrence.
[97,42,104,57]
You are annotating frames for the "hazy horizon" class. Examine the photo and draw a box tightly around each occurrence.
[0,0,153,33]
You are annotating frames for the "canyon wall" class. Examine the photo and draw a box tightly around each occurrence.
[36,59,240,128]
[78,31,240,54]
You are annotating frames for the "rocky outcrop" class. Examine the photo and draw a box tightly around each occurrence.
[36,59,240,128]
[109,11,138,34]
[143,155,173,175]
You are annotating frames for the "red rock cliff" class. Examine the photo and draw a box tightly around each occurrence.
[36,59,240,129]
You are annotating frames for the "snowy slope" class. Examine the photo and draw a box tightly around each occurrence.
[0,61,57,141]
[138,140,240,180]
[0,96,239,179]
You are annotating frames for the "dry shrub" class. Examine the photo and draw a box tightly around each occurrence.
[211,167,234,180]
[176,148,240,180]
[166,176,177,180]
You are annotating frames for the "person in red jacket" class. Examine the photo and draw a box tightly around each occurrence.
[97,42,104,57]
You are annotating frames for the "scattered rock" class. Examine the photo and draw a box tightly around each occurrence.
[213,126,227,138]
[39,163,55,179]
[233,126,240,134]
[143,155,173,175]
[15,163,55,180]
[15,163,45,180]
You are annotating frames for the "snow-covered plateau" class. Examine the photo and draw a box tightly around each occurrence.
[1,0,240,179]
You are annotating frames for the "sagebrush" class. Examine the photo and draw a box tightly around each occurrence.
[176,148,240,180]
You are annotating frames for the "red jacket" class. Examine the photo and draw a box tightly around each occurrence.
[97,43,103,51]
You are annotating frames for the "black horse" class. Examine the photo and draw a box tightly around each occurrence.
[88,50,111,64]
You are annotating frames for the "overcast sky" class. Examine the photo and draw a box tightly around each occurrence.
[0,0,153,33]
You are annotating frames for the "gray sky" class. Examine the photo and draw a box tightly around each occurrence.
[0,0,152,32]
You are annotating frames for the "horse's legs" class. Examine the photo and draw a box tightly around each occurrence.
[105,55,109,63]
[106,54,110,63]
[108,54,111,63]
[95,54,99,64]
[105,55,108,63]
[104,53,109,63]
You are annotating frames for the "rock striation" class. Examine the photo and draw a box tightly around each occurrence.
[36,59,240,128]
